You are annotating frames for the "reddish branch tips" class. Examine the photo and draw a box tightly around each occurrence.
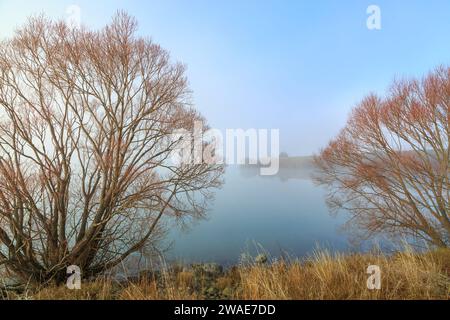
[316,67,449,247]
[0,12,223,284]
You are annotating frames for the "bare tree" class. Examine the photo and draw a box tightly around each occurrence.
[0,12,223,285]
[315,67,449,248]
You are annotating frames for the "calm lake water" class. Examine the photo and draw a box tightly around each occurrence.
[167,165,352,264]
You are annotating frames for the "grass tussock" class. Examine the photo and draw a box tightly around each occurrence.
[4,248,449,300]
[238,248,450,299]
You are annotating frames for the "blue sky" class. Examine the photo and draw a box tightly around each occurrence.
[1,0,450,155]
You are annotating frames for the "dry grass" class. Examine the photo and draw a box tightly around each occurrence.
[5,248,449,300]
[33,279,116,300]
[237,248,450,300]
[118,269,199,300]
[32,269,200,300]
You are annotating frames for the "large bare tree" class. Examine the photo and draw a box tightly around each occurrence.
[315,67,449,248]
[0,13,223,285]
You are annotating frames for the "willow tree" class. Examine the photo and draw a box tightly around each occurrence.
[315,67,449,248]
[0,13,223,285]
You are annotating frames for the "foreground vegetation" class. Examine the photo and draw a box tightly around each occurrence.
[2,248,449,300]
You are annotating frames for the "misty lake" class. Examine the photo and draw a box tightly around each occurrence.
[167,162,352,265]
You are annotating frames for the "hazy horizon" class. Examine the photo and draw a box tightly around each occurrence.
[2,1,450,156]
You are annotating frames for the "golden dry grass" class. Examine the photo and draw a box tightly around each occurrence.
[5,248,449,300]
[237,248,450,299]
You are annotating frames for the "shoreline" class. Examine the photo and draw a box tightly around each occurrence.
[3,248,449,300]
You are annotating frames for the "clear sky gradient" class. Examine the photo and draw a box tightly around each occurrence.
[1,0,450,155]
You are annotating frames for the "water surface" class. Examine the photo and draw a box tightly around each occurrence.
[167,164,351,264]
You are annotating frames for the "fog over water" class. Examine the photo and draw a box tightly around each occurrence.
[167,160,353,264]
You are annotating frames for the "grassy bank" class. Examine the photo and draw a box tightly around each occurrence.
[3,248,449,300]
